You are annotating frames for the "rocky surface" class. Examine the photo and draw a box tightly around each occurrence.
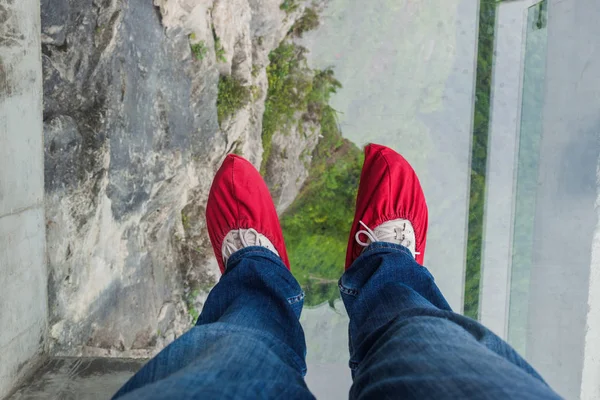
[41,0,314,357]
[265,117,321,213]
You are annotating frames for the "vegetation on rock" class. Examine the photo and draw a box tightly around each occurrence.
[281,120,362,307]
[261,43,312,172]
[261,41,362,306]
[217,76,251,126]
[280,0,300,14]
[190,40,208,61]
[290,7,320,37]
[212,27,227,63]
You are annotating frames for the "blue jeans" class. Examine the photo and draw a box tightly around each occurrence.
[113,243,561,399]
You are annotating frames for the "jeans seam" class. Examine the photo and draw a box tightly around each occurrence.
[287,291,305,305]
[339,282,359,296]
[362,242,413,257]
[227,247,288,271]
[340,243,414,297]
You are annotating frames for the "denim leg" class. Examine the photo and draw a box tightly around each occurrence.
[340,242,561,399]
[113,247,314,400]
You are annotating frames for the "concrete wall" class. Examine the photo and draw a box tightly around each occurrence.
[0,0,46,398]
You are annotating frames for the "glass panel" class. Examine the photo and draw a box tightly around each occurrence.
[505,1,599,396]
[508,0,548,354]
[285,0,480,395]
[295,0,478,312]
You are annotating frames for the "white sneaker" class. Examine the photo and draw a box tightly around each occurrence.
[222,228,280,266]
[355,219,420,258]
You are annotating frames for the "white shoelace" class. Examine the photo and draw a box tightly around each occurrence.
[355,220,420,256]
[221,228,279,263]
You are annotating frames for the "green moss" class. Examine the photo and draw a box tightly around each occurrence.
[261,43,313,172]
[464,0,498,319]
[280,0,300,14]
[217,76,251,126]
[211,27,227,63]
[232,140,244,156]
[251,64,260,77]
[189,307,199,324]
[215,38,227,63]
[251,85,261,100]
[181,211,191,231]
[210,26,226,63]
[289,7,320,37]
[190,40,208,61]
[185,289,200,325]
[307,68,342,118]
[260,43,343,173]
[260,43,341,173]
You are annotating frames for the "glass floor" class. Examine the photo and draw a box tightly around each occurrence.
[283,1,600,398]
[4,0,597,398]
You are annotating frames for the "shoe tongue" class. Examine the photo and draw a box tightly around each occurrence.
[236,229,280,256]
[374,219,416,257]
[240,229,258,246]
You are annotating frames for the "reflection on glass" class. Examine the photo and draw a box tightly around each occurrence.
[508,0,548,354]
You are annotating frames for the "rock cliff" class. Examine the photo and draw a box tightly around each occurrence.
[41,0,317,357]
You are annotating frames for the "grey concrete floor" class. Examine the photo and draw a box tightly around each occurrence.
[8,358,145,400]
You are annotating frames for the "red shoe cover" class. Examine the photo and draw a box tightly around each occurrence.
[206,154,290,273]
[346,144,428,269]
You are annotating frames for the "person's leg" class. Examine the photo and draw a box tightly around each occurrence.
[342,144,560,399]
[113,154,314,399]
[114,247,313,399]
[340,243,561,399]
